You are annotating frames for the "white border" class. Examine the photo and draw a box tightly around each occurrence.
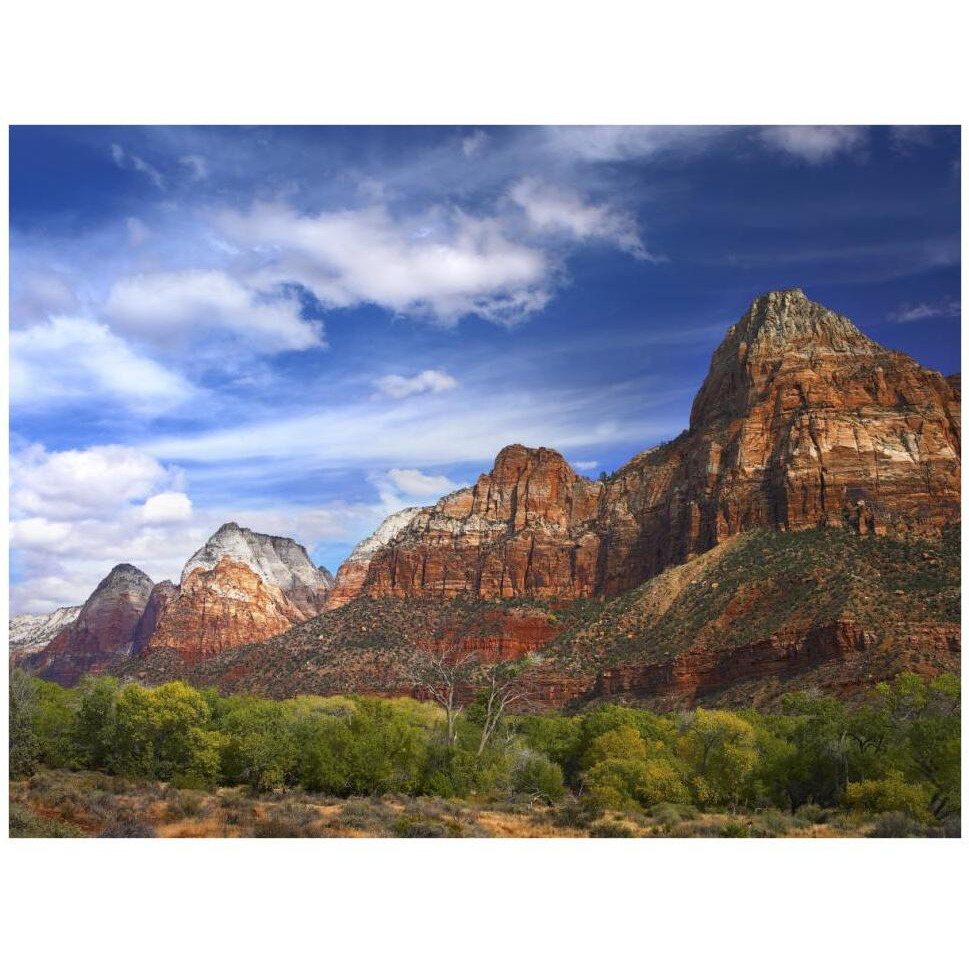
[1,2,966,966]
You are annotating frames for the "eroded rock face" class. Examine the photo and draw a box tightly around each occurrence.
[145,559,306,663]
[326,507,421,610]
[31,565,154,685]
[140,523,334,660]
[131,581,178,656]
[181,522,333,618]
[336,289,961,604]
[8,606,82,660]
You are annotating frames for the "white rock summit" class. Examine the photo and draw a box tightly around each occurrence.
[182,522,335,616]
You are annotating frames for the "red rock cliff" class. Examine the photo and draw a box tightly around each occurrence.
[30,564,154,686]
[338,289,961,604]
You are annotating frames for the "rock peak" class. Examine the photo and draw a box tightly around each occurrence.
[734,288,879,353]
[491,443,573,477]
[690,289,883,429]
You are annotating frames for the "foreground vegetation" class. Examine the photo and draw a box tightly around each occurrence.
[9,669,960,837]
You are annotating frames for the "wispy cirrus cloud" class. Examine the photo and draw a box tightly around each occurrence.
[758,126,868,164]
[111,142,166,190]
[887,298,960,323]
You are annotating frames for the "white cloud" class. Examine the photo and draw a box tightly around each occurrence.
[462,130,488,158]
[373,369,458,398]
[9,444,203,613]
[103,269,324,352]
[11,444,182,521]
[140,491,194,523]
[384,468,460,498]
[509,177,656,260]
[573,460,598,471]
[10,316,194,413]
[143,382,683,472]
[887,298,960,323]
[10,270,80,324]
[542,126,729,162]
[180,153,209,180]
[215,201,553,326]
[759,126,868,164]
[110,142,165,189]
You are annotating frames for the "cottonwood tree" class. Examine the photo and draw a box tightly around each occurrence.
[406,644,478,748]
[475,659,534,757]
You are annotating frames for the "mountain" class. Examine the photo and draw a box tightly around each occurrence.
[8,606,82,660]
[126,525,959,709]
[20,524,334,684]
[21,289,962,706]
[330,288,960,605]
[141,523,334,662]
[28,565,154,685]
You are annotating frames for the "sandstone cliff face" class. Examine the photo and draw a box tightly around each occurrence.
[131,581,177,655]
[140,523,334,659]
[145,559,306,663]
[335,289,961,605]
[8,606,82,658]
[31,565,154,685]
[358,446,603,601]
[327,507,420,610]
[181,522,333,618]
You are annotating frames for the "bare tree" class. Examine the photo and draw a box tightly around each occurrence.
[406,644,478,748]
[475,660,533,758]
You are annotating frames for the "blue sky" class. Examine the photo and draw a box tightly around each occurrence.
[8,125,961,613]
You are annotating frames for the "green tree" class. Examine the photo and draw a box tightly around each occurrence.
[9,670,40,778]
[677,709,759,809]
[72,675,120,769]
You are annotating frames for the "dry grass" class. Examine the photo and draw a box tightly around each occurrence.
[11,769,886,838]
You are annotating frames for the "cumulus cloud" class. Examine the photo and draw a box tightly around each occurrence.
[887,298,960,323]
[759,126,868,164]
[573,460,598,471]
[111,142,165,189]
[383,468,461,498]
[373,369,459,398]
[10,316,194,413]
[140,491,194,523]
[215,201,553,326]
[9,270,80,325]
[509,177,656,260]
[103,269,325,352]
[9,444,202,613]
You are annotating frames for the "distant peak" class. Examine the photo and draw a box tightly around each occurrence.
[491,443,572,475]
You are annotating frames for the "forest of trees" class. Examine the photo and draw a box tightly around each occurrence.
[9,667,961,832]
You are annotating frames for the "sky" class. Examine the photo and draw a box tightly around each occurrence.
[7,124,961,615]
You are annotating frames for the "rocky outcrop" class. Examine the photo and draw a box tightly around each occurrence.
[139,523,334,660]
[334,289,961,605]
[326,507,420,610]
[8,606,81,660]
[145,559,308,663]
[356,446,603,601]
[181,522,333,618]
[131,581,177,655]
[30,565,154,685]
[25,524,335,679]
